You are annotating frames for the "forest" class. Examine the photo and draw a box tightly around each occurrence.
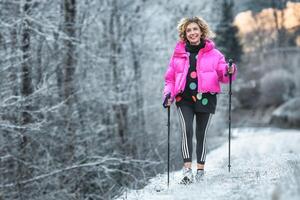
[0,0,299,199]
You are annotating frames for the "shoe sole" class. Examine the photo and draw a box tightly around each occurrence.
[179,176,193,185]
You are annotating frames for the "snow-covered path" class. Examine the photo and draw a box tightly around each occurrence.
[117,127,300,200]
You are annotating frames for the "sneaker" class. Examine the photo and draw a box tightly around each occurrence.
[179,168,193,185]
[195,169,204,182]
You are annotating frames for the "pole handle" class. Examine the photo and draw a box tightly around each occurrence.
[228,59,233,67]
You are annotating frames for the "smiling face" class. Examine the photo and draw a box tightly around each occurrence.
[185,22,202,45]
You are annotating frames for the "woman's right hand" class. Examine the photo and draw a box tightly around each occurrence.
[163,93,171,108]
[165,99,172,107]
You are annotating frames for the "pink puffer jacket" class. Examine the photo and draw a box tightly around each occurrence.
[163,39,237,102]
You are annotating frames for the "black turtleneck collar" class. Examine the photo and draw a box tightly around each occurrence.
[185,38,205,53]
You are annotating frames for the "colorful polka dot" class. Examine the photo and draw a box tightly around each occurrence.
[202,98,208,105]
[192,96,197,102]
[196,93,202,100]
[189,82,197,90]
[190,71,197,79]
[176,96,182,102]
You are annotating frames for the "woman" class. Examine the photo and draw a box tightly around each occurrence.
[162,16,237,184]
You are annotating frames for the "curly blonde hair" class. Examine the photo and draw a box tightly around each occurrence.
[177,16,215,42]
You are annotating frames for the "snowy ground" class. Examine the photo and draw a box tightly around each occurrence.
[116,127,300,200]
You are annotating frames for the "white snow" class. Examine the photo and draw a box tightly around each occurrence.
[116,127,300,200]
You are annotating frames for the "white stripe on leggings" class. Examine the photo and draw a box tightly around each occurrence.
[177,107,190,159]
[203,114,213,162]
[200,114,212,162]
[177,107,188,159]
[176,107,186,158]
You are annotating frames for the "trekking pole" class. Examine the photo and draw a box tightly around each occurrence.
[167,106,170,187]
[228,59,233,172]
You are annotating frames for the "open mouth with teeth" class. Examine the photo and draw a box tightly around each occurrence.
[190,37,199,41]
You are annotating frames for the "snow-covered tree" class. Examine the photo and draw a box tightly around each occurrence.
[215,0,243,62]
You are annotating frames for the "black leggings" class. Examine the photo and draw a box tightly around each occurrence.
[176,104,212,164]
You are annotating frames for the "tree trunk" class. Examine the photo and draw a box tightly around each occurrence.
[130,37,145,157]
[62,0,77,163]
[18,0,34,199]
[21,0,34,124]
[10,24,19,104]
[54,30,64,99]
[109,0,129,149]
[36,25,44,88]
[271,0,288,47]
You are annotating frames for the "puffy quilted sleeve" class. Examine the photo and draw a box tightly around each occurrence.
[216,53,237,83]
[163,56,175,101]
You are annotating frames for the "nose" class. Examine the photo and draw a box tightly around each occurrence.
[191,30,197,35]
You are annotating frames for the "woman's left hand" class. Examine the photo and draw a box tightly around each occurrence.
[227,64,236,74]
